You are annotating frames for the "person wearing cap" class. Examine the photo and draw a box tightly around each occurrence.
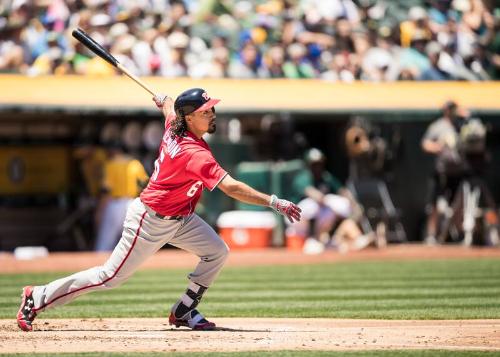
[421,100,468,244]
[400,6,432,48]
[17,88,301,332]
[288,148,372,254]
[419,41,453,80]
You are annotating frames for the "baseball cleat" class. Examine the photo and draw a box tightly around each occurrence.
[169,309,216,330]
[17,286,37,332]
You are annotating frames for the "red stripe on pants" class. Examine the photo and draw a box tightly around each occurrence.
[34,211,147,312]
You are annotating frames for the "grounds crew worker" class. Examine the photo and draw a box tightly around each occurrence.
[17,88,301,332]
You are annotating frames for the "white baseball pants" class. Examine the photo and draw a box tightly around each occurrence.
[32,197,229,313]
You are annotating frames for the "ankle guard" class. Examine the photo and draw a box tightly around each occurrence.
[173,281,207,319]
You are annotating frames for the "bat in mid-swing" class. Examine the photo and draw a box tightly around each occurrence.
[71,28,157,97]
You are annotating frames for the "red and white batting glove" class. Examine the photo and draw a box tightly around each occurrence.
[269,195,302,223]
[153,93,169,108]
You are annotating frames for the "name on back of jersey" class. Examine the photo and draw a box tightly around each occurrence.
[163,132,181,159]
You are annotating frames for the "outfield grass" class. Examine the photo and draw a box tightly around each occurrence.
[1,259,500,319]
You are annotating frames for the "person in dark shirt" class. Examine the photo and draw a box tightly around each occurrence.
[289,148,373,253]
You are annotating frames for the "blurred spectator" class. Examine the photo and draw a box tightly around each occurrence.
[400,6,433,48]
[228,41,267,78]
[110,33,139,75]
[397,29,432,79]
[263,44,286,78]
[321,51,358,82]
[283,42,316,78]
[162,30,190,77]
[360,27,398,81]
[419,41,454,80]
[0,22,26,73]
[0,0,497,81]
[487,9,500,79]
[131,27,160,76]
[288,148,373,254]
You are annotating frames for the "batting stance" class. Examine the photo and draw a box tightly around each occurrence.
[17,88,301,331]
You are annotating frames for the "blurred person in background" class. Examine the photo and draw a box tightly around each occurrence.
[421,100,468,244]
[27,28,71,75]
[289,148,372,254]
[360,26,398,81]
[206,46,230,78]
[160,30,190,77]
[334,17,356,53]
[283,42,316,78]
[94,141,149,251]
[0,21,26,73]
[228,41,267,78]
[131,28,162,76]
[397,29,432,80]
[110,32,139,76]
[63,124,109,248]
[0,0,498,80]
[400,6,433,49]
[321,50,358,82]
[263,44,286,78]
[69,37,93,74]
[419,41,454,80]
[487,9,500,79]
[345,116,390,180]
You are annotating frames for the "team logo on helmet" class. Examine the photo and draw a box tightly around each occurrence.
[202,92,210,101]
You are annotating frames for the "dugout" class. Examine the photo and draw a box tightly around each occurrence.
[0,76,499,250]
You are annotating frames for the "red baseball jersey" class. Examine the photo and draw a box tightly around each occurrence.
[140,114,227,216]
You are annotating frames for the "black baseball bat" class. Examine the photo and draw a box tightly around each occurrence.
[71,28,157,96]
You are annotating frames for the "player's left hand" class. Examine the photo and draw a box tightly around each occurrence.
[153,94,169,108]
[270,195,302,223]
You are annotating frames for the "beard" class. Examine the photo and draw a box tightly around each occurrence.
[207,122,216,134]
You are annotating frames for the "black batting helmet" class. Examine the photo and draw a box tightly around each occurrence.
[174,88,220,118]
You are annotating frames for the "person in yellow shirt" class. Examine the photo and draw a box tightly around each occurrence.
[94,143,148,251]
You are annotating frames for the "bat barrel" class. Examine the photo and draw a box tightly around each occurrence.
[71,28,118,67]
[71,28,157,97]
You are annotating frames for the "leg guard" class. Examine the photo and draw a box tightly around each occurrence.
[172,281,207,319]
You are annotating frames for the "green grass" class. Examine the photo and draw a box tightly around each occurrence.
[1,351,499,357]
[1,259,500,319]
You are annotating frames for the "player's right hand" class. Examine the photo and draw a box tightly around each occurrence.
[153,94,169,108]
[270,195,302,223]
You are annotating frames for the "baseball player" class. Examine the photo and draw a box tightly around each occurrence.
[17,88,301,332]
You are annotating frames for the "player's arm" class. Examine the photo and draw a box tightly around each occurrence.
[218,174,301,223]
[153,94,175,124]
[421,123,443,154]
[304,186,326,203]
[422,138,443,154]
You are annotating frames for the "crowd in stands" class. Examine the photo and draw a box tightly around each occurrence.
[0,0,499,80]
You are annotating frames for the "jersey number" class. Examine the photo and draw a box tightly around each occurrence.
[151,147,165,182]
[152,148,202,198]
[187,181,202,197]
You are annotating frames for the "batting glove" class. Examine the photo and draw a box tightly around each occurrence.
[153,93,169,108]
[269,195,302,223]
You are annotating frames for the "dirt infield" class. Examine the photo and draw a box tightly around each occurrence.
[1,245,500,353]
[1,318,499,353]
